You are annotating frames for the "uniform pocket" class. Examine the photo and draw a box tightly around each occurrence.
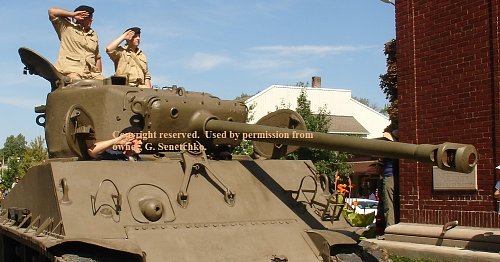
[66,55,81,62]
[87,37,98,52]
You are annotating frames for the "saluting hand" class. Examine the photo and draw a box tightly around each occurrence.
[115,133,135,146]
[123,30,135,41]
[73,11,89,21]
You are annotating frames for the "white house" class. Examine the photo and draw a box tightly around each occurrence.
[245,81,389,138]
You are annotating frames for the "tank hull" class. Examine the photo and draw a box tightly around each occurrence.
[1,159,334,261]
[6,47,478,261]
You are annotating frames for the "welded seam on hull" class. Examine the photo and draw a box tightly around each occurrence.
[124,218,298,231]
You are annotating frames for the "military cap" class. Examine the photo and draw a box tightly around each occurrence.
[74,5,94,14]
[121,125,142,134]
[126,27,141,34]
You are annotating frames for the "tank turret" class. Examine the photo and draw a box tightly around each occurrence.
[19,47,476,173]
[0,48,477,261]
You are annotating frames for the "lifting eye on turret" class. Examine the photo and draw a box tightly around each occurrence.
[35,105,46,127]
[36,114,46,127]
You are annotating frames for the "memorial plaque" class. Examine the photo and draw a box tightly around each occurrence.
[433,166,477,191]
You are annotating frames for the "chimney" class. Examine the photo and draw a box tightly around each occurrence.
[312,76,321,88]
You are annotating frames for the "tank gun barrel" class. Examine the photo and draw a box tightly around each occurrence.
[205,119,477,174]
[17,47,476,173]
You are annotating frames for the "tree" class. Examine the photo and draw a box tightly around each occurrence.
[0,134,27,160]
[19,136,48,176]
[0,135,48,190]
[352,96,386,115]
[234,93,252,102]
[353,96,370,107]
[286,89,352,179]
[379,39,398,131]
[0,134,26,190]
[295,89,329,133]
[295,81,309,87]
[232,101,256,155]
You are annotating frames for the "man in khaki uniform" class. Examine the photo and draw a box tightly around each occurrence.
[106,27,152,88]
[48,5,103,80]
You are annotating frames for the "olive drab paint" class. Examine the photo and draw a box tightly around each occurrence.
[0,48,478,261]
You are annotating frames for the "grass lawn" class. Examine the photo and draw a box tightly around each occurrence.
[390,255,451,262]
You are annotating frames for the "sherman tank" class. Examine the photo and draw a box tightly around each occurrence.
[0,48,477,262]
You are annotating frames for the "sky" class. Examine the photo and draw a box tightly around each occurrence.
[0,0,395,145]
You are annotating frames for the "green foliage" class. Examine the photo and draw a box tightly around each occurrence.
[295,91,329,133]
[2,158,20,191]
[234,93,252,102]
[295,81,309,87]
[342,209,375,227]
[233,102,256,155]
[1,134,26,191]
[390,255,445,262]
[232,92,259,156]
[19,136,48,176]
[232,139,254,155]
[352,96,386,114]
[1,135,48,191]
[353,96,370,107]
[286,89,352,179]
[0,134,27,160]
[380,104,390,115]
[275,99,291,110]
[379,38,398,131]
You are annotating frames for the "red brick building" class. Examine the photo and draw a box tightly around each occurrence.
[396,0,499,228]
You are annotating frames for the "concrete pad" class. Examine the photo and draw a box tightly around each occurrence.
[364,239,500,262]
[383,223,500,252]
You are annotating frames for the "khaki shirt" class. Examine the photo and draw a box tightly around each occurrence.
[107,45,151,86]
[51,17,102,79]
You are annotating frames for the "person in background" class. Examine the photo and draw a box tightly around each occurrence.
[48,5,103,80]
[373,130,400,239]
[495,165,500,197]
[369,190,377,201]
[494,165,500,214]
[495,180,500,200]
[106,27,152,88]
[370,160,384,214]
[11,176,20,189]
[381,157,396,226]
[371,159,386,238]
[380,130,399,228]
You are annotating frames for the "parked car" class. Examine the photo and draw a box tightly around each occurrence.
[345,198,378,215]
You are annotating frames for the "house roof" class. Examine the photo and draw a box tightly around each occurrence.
[245,84,389,138]
[327,115,369,135]
[349,160,381,175]
[246,84,351,101]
